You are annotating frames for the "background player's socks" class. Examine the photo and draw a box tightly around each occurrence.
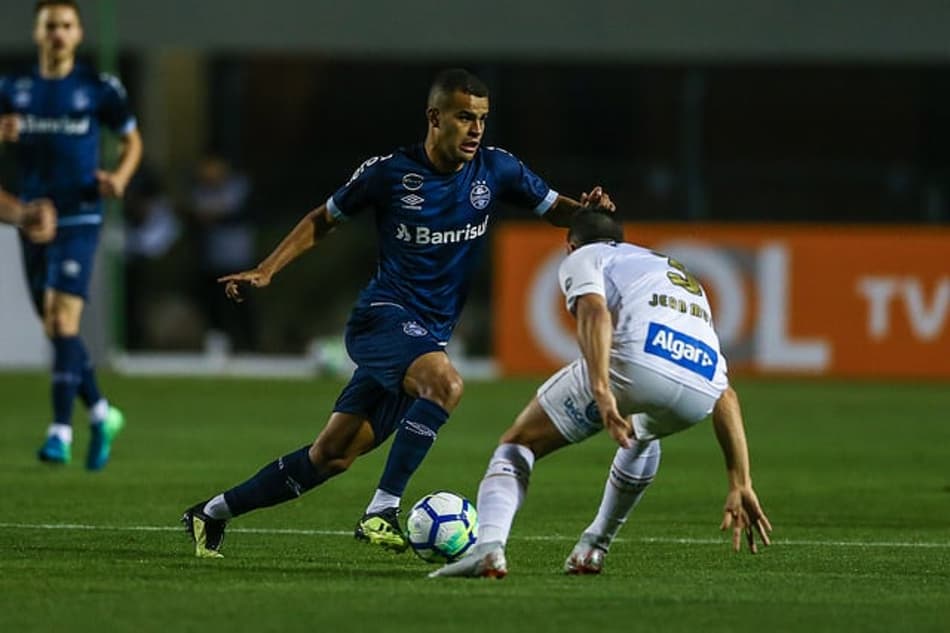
[51,336,84,425]
[376,399,448,497]
[88,398,110,425]
[223,445,329,517]
[45,423,73,443]
[75,338,104,414]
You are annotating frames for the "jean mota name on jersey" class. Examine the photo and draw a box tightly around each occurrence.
[395,215,488,245]
[644,322,718,380]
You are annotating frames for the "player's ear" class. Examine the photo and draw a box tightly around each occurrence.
[427,107,440,128]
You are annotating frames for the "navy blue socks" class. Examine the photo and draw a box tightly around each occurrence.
[223,446,330,518]
[75,338,103,409]
[51,336,84,425]
[377,398,449,496]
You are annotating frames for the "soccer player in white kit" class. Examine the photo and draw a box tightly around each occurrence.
[431,207,771,578]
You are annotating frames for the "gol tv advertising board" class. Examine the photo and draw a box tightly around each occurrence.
[493,224,950,379]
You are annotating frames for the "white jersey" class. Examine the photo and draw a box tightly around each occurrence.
[558,241,728,398]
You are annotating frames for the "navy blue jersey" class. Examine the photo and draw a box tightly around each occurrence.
[328,143,557,342]
[0,63,136,226]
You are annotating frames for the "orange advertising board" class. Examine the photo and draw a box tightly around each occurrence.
[493,223,950,378]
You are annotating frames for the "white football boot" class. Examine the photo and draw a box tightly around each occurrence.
[428,541,507,579]
[563,533,610,575]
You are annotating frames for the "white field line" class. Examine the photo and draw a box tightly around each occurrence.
[0,522,948,549]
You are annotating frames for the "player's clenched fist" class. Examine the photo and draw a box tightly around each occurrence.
[0,114,21,142]
[21,199,57,243]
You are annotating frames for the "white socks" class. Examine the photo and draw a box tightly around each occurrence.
[365,489,401,515]
[203,494,234,520]
[584,439,661,550]
[475,443,535,546]
[89,398,110,425]
[46,423,73,444]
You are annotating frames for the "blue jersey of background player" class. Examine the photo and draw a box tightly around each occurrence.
[181,68,614,559]
[0,1,143,470]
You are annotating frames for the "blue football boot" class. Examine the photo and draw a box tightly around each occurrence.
[86,406,125,471]
[38,435,71,464]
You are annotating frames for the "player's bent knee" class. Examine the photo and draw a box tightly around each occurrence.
[418,372,464,410]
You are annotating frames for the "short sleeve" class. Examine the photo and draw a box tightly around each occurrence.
[558,246,607,313]
[488,147,558,215]
[98,73,137,134]
[327,154,391,221]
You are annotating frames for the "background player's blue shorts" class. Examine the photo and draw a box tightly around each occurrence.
[20,224,101,313]
[333,303,445,445]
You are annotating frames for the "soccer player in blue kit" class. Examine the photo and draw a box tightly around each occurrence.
[0,1,143,469]
[182,68,614,558]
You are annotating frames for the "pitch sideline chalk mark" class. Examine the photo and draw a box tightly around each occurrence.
[0,522,948,549]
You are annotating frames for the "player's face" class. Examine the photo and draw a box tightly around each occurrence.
[34,6,83,62]
[429,90,490,168]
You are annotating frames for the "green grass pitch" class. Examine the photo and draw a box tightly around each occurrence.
[1,372,948,632]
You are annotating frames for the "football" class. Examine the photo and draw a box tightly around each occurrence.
[406,490,478,563]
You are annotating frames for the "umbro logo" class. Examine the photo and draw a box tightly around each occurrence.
[400,193,424,210]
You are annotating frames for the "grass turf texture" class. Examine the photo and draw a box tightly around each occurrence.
[0,372,948,632]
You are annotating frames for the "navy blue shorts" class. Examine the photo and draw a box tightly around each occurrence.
[333,303,445,445]
[342,303,445,392]
[333,367,416,447]
[20,224,101,313]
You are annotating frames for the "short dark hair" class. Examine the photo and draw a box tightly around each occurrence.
[427,68,489,108]
[35,1,81,17]
[567,206,624,247]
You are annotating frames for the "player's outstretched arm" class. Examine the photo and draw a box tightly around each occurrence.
[712,386,772,554]
[544,186,616,227]
[574,293,633,448]
[220,204,338,302]
[0,189,57,243]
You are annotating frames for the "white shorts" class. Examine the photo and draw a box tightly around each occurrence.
[536,357,725,443]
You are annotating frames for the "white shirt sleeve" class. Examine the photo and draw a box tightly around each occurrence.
[558,245,607,313]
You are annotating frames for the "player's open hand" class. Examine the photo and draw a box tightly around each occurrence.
[95,170,129,198]
[21,198,57,243]
[0,114,21,142]
[721,486,772,554]
[579,186,616,212]
[218,267,273,303]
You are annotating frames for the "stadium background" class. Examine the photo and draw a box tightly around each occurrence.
[1,0,948,374]
[1,4,948,632]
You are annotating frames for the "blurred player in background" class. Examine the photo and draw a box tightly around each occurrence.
[182,68,614,558]
[431,207,771,578]
[0,1,143,469]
